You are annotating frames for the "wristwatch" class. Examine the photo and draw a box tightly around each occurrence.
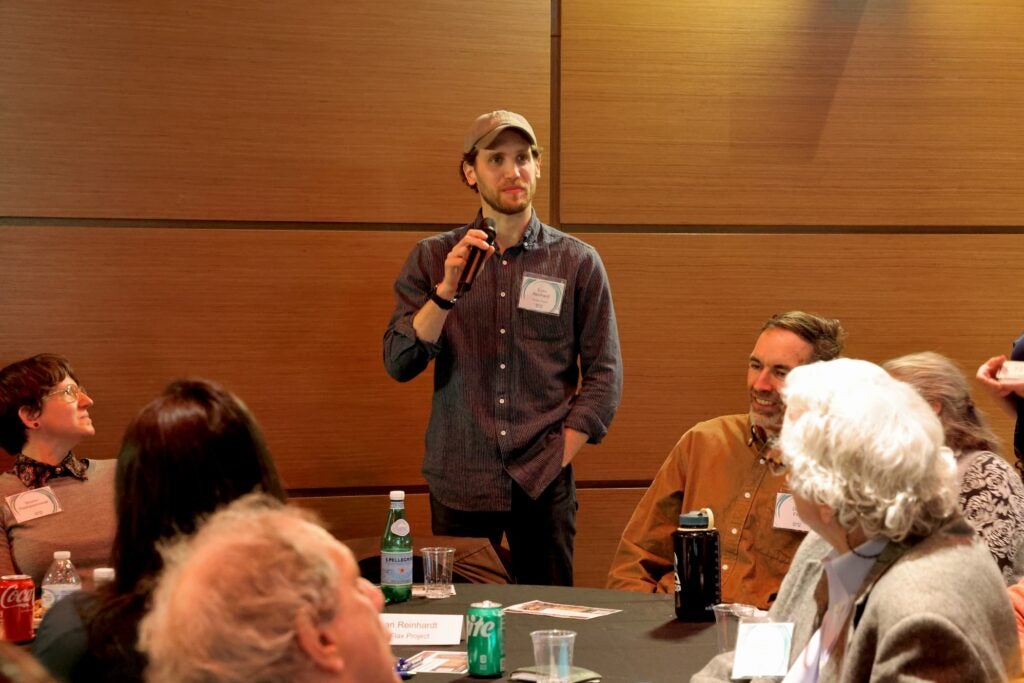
[429,284,458,310]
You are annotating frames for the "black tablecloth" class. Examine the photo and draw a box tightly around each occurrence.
[386,584,718,682]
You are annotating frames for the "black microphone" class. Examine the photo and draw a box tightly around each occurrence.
[456,218,497,295]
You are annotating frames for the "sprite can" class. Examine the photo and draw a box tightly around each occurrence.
[466,600,504,677]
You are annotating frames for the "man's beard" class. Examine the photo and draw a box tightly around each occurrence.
[749,410,782,435]
[749,391,784,434]
[480,184,532,216]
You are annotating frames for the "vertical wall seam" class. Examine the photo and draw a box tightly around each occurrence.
[550,0,561,228]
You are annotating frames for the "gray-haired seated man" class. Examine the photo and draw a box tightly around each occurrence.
[138,494,399,683]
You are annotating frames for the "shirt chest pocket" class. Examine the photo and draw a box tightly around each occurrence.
[519,307,570,341]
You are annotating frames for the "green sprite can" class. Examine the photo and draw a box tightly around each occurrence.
[466,600,504,677]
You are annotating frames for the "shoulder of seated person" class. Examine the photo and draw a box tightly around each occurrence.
[34,592,96,652]
[683,414,747,439]
[866,537,1003,607]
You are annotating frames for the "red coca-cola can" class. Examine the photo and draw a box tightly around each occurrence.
[0,574,35,642]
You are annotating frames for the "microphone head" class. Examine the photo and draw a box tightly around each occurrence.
[480,217,497,243]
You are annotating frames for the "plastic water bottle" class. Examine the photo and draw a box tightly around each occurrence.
[673,508,721,622]
[40,550,82,613]
[380,490,413,603]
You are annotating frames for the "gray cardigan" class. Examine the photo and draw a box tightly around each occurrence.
[691,515,1020,682]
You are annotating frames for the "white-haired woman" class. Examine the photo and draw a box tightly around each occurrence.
[885,351,1024,585]
[693,358,1019,682]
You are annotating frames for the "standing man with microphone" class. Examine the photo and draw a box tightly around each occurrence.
[384,110,622,585]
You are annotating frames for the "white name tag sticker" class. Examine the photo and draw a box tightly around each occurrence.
[517,273,566,315]
[383,614,463,646]
[774,493,810,532]
[731,621,794,679]
[5,487,63,524]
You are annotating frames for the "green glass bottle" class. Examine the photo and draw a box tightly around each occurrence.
[380,490,413,603]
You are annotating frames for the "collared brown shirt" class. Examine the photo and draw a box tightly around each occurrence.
[607,413,804,609]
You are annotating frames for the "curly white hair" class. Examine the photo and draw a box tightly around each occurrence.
[780,358,958,541]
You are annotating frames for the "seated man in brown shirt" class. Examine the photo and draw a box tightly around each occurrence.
[606,311,845,609]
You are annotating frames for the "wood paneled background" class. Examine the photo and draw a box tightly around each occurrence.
[561,1,1024,225]
[2,1,1021,588]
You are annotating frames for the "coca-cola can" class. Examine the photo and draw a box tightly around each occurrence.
[0,574,35,642]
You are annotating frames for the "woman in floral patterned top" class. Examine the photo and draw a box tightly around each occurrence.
[887,351,1024,585]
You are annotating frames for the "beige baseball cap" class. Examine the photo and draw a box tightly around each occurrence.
[462,110,538,154]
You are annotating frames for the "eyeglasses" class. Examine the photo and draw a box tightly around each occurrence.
[45,384,88,404]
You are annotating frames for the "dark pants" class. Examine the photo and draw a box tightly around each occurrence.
[429,466,577,586]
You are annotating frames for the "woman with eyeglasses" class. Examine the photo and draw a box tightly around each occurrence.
[0,354,116,585]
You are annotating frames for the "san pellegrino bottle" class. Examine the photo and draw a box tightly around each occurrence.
[380,490,413,603]
[41,550,82,613]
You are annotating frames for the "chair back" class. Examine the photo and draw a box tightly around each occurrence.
[344,535,512,584]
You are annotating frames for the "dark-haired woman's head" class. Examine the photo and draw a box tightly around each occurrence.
[0,354,88,456]
[111,379,285,591]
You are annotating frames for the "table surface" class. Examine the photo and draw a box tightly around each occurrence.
[386,584,719,683]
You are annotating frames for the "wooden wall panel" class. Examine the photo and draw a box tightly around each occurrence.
[580,231,1021,481]
[560,0,1024,225]
[574,488,648,588]
[0,1,550,223]
[4,0,1020,594]
[2,226,1019,526]
[1,227,1018,488]
[292,494,435,542]
[2,227,1020,586]
[0,225,435,491]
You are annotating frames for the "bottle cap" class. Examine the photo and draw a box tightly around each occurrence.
[53,550,71,560]
[389,490,405,501]
[94,567,115,583]
[678,508,715,529]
